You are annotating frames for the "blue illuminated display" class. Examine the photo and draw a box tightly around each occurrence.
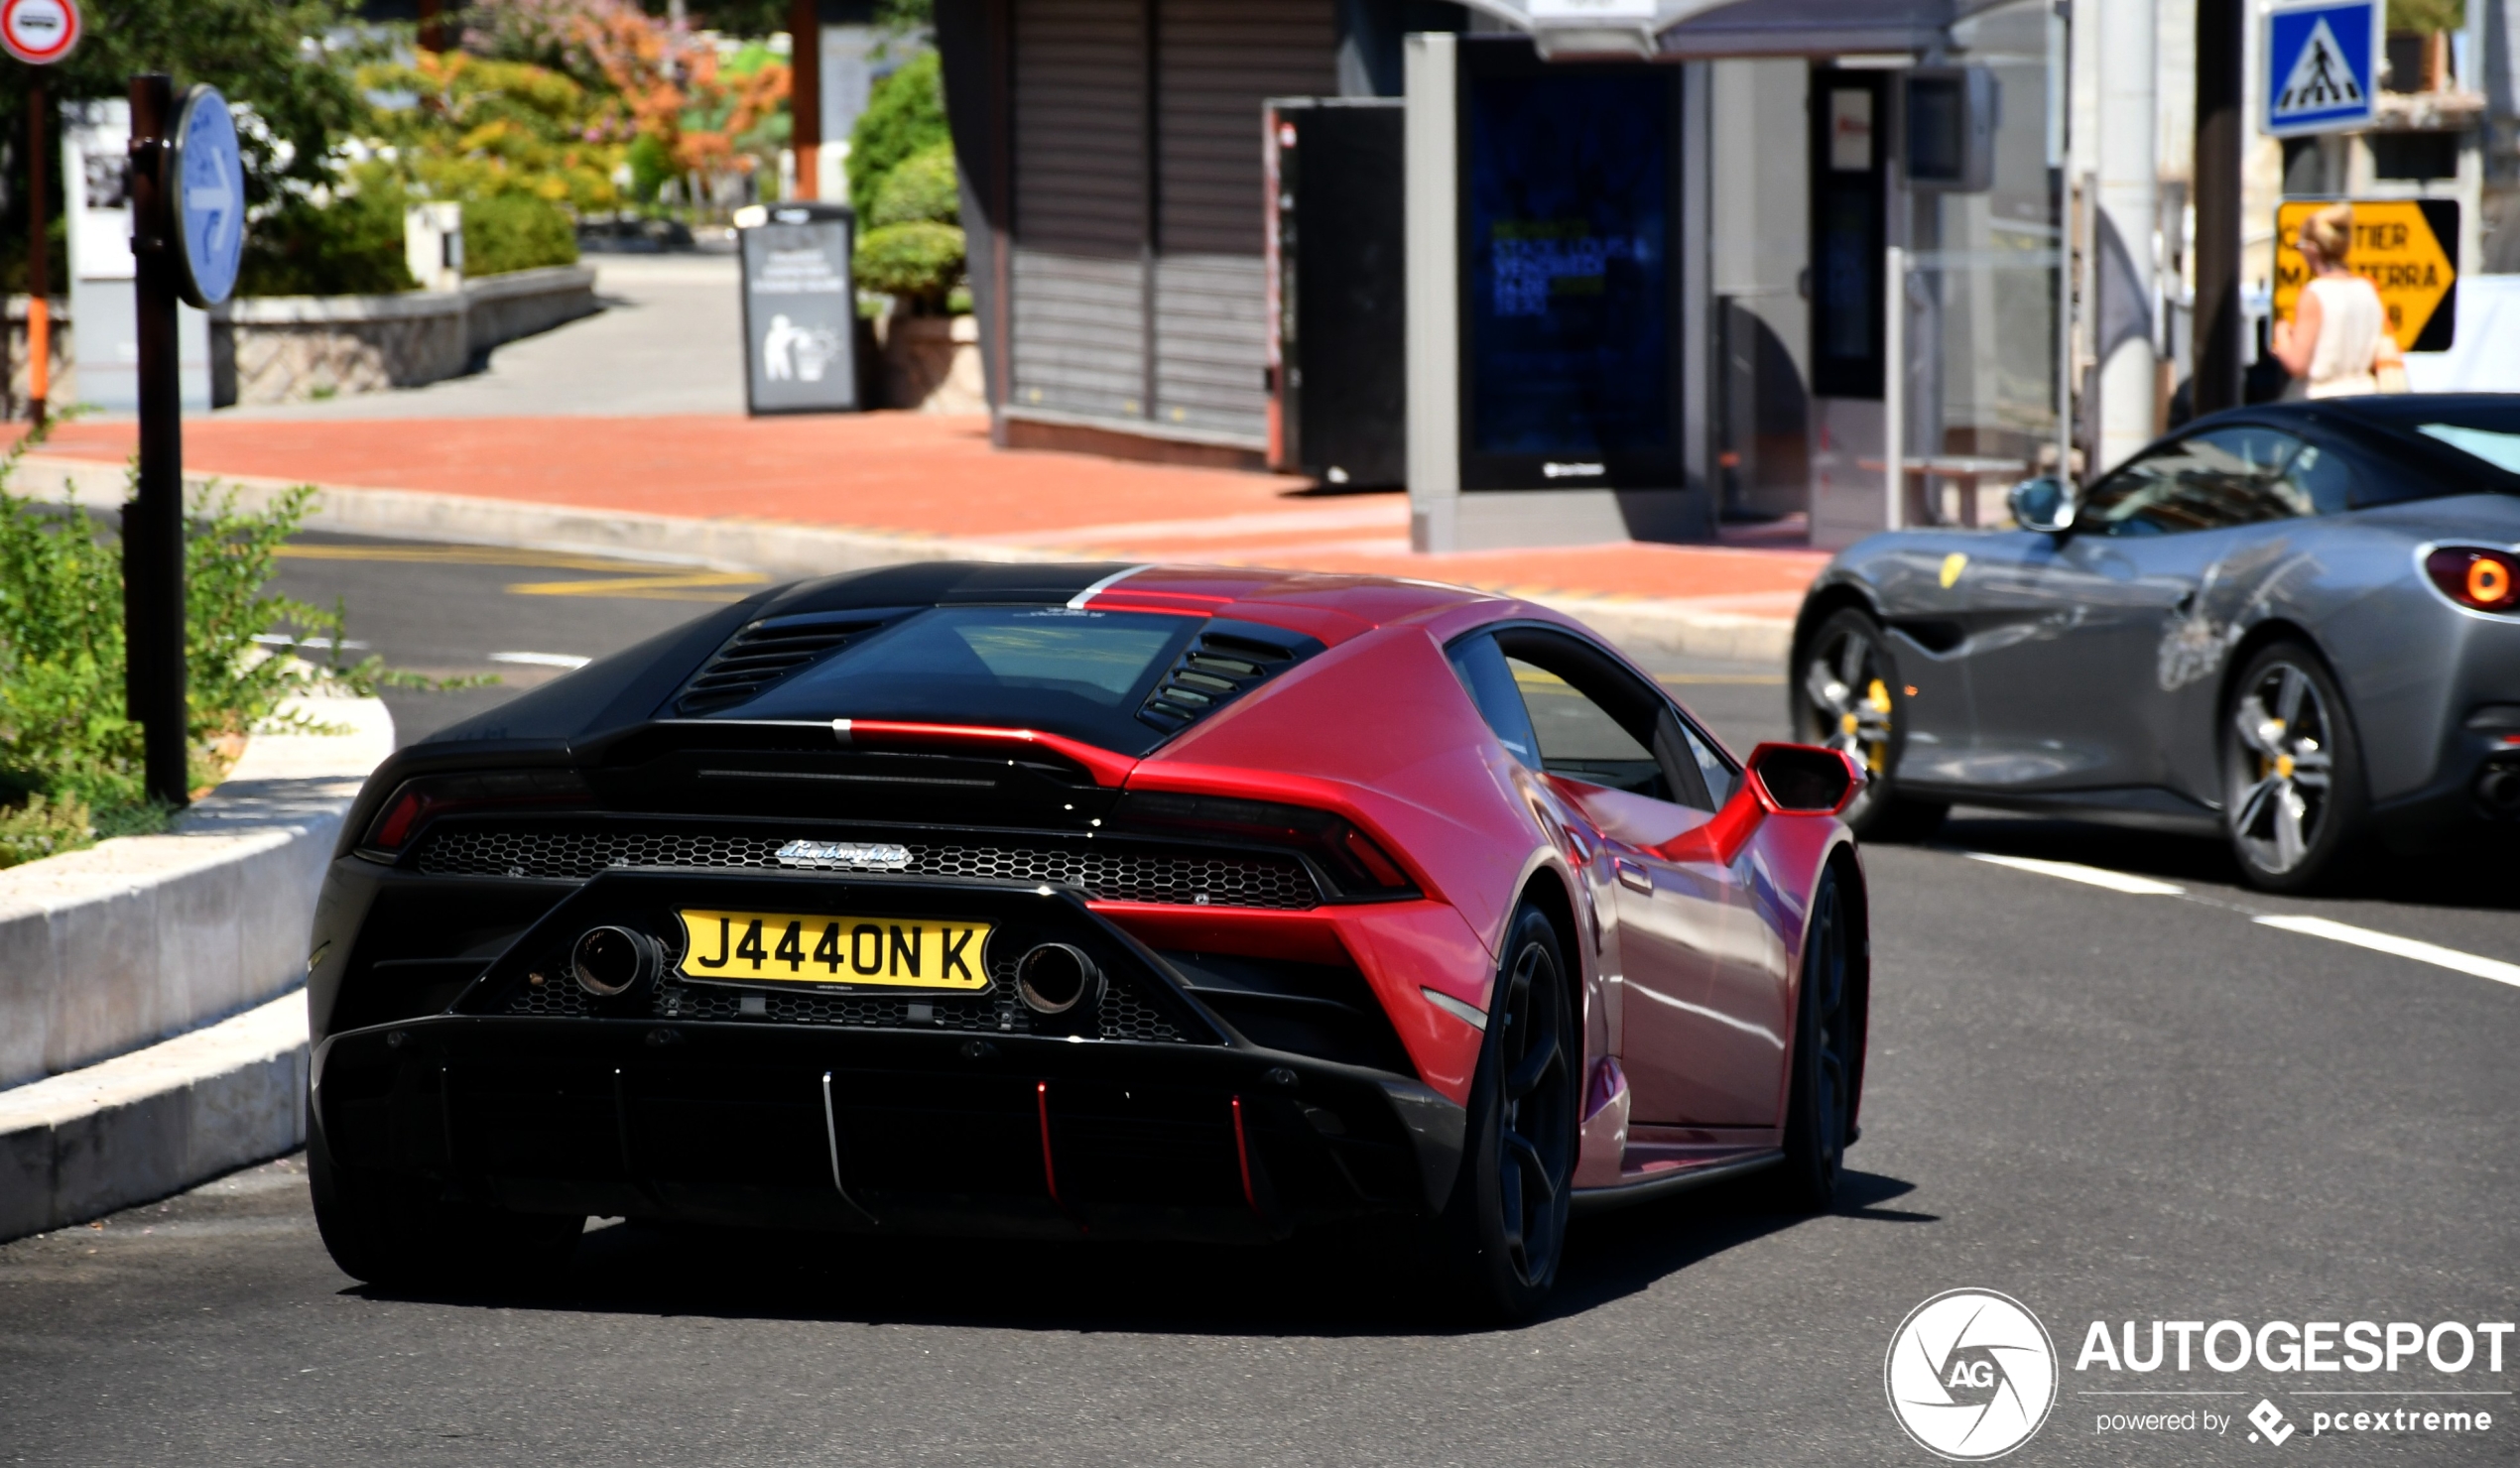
[1464,69,1672,463]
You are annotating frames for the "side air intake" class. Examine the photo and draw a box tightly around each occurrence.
[1136,621,1322,735]
[675,612,892,715]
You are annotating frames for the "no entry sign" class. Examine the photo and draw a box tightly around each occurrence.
[0,0,79,65]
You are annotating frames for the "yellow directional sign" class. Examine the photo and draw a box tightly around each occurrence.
[2273,198,2459,351]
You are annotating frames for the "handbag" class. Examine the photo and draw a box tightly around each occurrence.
[2372,316,2409,395]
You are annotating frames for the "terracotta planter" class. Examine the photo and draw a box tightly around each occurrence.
[880,312,984,413]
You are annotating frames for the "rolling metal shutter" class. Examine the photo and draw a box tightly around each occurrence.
[1008,0,1333,444]
[1152,0,1335,439]
[1010,0,1147,421]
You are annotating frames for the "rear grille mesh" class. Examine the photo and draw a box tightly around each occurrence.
[415,826,1320,910]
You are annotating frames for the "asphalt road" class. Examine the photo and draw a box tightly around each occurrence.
[3,542,2515,1466]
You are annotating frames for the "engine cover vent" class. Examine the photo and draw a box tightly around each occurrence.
[1136,619,1323,735]
[675,611,896,716]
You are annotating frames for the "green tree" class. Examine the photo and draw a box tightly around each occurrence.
[847,51,946,222]
[0,0,366,290]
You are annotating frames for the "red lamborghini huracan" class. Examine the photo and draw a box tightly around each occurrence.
[307,561,1869,1319]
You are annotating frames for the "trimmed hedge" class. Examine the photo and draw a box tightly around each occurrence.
[463,193,580,277]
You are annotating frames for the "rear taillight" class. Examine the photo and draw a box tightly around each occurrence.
[2426,547,2520,612]
[358,769,591,858]
[1110,791,1418,900]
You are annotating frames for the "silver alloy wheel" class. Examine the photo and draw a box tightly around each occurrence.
[1805,625,1894,778]
[2229,661,2336,874]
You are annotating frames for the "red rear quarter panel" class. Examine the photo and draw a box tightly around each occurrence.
[1117,610,1561,1102]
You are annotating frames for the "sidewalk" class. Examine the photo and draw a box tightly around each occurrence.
[8,411,1827,658]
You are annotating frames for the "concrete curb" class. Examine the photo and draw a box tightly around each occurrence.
[0,991,308,1242]
[0,692,393,1090]
[0,693,390,1242]
[14,454,1795,664]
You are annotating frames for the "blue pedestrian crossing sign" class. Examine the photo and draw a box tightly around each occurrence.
[2266,0,2380,137]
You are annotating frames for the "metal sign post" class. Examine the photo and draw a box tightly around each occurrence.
[123,75,244,807]
[3,0,82,425]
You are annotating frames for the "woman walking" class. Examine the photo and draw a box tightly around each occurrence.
[2270,202,2402,398]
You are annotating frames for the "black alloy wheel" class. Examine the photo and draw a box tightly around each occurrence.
[1798,608,1948,841]
[1773,863,1862,1211]
[310,1107,582,1292]
[2222,640,2367,893]
[1439,902,1578,1324]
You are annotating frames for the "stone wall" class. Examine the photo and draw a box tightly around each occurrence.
[3,265,602,413]
[218,291,469,404]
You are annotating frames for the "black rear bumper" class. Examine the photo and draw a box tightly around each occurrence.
[312,1016,1465,1244]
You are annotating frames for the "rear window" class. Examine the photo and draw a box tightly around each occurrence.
[712,606,1203,754]
[2418,424,2520,475]
[2337,400,2520,488]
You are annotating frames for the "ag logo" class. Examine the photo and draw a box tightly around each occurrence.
[1885,1288,2059,1460]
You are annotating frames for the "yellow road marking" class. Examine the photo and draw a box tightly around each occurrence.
[276,544,693,573]
[273,543,766,600]
[506,570,766,598]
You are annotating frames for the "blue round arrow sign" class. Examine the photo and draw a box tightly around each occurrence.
[170,85,246,308]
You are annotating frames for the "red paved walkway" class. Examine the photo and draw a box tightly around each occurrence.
[11,413,1827,613]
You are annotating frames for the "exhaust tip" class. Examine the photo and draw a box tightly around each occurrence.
[2477,763,2520,817]
[1015,942,1103,1017]
[572,925,663,998]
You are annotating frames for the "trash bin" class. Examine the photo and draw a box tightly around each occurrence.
[738,201,859,415]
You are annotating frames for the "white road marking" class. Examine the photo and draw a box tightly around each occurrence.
[2253,915,2520,990]
[490,651,591,669]
[1960,852,2187,896]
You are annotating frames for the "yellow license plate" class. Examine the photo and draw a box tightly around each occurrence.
[674,909,992,990]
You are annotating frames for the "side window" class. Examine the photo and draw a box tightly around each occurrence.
[2278,440,2361,515]
[1505,658,1672,801]
[2079,427,2309,536]
[1450,629,1721,809]
[1449,634,1541,766]
[1675,717,1738,807]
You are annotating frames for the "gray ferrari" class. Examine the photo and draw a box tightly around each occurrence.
[1790,394,2520,891]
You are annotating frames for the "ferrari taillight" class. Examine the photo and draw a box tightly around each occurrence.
[1110,791,1418,900]
[2426,547,2520,612]
[358,769,591,857]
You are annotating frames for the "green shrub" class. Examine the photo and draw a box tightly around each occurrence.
[627,132,675,205]
[464,192,580,276]
[848,52,949,222]
[854,220,965,310]
[0,424,450,868]
[0,793,91,868]
[237,184,419,298]
[870,140,958,227]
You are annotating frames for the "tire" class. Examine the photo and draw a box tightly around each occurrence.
[2221,640,2367,893]
[310,1114,581,1291]
[1772,862,1863,1212]
[1436,902,1579,1324]
[1796,608,1948,842]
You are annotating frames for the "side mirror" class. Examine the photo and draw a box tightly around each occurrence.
[1654,743,1867,866]
[2006,476,2075,534]
[1745,742,1865,815]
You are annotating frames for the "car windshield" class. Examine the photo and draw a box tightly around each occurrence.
[712,606,1203,755]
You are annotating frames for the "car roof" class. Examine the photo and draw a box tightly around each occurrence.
[748,560,1506,647]
[2171,395,2520,497]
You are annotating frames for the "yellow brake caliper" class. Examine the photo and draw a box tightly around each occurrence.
[1864,678,1891,772]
